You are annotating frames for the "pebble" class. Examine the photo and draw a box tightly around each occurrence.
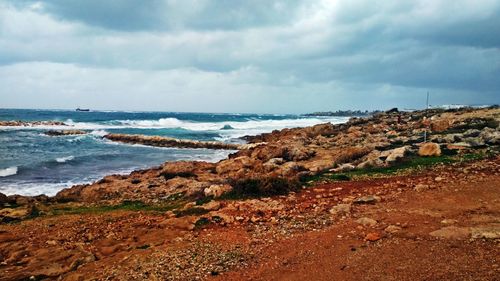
[365,232,382,242]
[440,219,458,225]
[356,217,378,227]
[353,195,381,204]
[384,225,402,234]
[329,204,351,216]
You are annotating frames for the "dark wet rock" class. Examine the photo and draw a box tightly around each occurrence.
[45,130,87,136]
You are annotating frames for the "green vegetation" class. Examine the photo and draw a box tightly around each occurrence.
[194,217,211,229]
[174,207,209,218]
[165,192,185,201]
[303,152,492,184]
[160,171,196,180]
[196,196,214,206]
[222,177,300,199]
[50,200,180,216]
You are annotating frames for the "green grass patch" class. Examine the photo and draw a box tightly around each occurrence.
[50,200,180,216]
[303,152,492,184]
[174,207,209,218]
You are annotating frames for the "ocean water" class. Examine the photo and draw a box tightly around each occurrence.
[0,109,348,196]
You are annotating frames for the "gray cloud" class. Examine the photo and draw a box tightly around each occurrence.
[7,0,305,31]
[0,0,498,113]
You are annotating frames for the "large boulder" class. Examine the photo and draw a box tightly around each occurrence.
[203,184,233,198]
[263,158,285,172]
[430,119,453,132]
[383,146,410,163]
[283,145,316,161]
[250,145,287,161]
[480,127,500,145]
[418,143,441,157]
[216,156,260,175]
[165,178,209,197]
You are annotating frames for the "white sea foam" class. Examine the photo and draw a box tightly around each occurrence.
[90,130,109,137]
[56,156,75,163]
[0,181,77,196]
[1,116,350,140]
[0,166,18,177]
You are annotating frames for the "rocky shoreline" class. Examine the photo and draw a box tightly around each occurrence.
[0,106,499,280]
[1,106,499,207]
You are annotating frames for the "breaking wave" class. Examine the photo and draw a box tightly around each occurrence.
[0,166,18,177]
[0,116,349,140]
[55,156,74,163]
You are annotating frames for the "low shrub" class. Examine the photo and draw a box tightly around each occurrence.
[225,177,300,198]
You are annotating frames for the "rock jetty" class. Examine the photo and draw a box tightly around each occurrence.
[44,130,87,136]
[103,133,244,150]
[0,120,66,127]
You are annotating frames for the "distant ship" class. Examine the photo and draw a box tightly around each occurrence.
[76,108,90,112]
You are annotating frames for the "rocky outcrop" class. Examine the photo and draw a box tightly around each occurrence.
[104,134,242,150]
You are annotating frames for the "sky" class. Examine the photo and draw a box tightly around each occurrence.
[0,0,499,114]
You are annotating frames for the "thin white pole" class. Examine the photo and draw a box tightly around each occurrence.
[424,92,429,142]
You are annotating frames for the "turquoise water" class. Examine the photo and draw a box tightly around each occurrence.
[0,109,347,196]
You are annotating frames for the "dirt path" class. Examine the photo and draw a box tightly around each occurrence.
[211,159,500,281]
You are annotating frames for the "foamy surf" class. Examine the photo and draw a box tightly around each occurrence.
[1,116,348,135]
[56,156,75,163]
[0,166,18,177]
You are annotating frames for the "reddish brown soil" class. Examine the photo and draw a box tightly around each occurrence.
[1,157,499,280]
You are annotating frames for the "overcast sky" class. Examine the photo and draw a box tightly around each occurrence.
[0,0,499,113]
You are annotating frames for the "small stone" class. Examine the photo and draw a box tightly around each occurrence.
[440,219,458,225]
[365,232,381,242]
[329,204,351,216]
[414,184,430,192]
[434,177,443,182]
[385,225,402,234]
[429,226,470,240]
[356,217,378,227]
[353,195,381,204]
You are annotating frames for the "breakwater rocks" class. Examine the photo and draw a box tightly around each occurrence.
[45,130,87,136]
[103,133,244,150]
[0,120,66,127]
[49,107,500,204]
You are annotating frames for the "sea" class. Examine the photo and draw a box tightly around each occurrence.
[0,109,348,196]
